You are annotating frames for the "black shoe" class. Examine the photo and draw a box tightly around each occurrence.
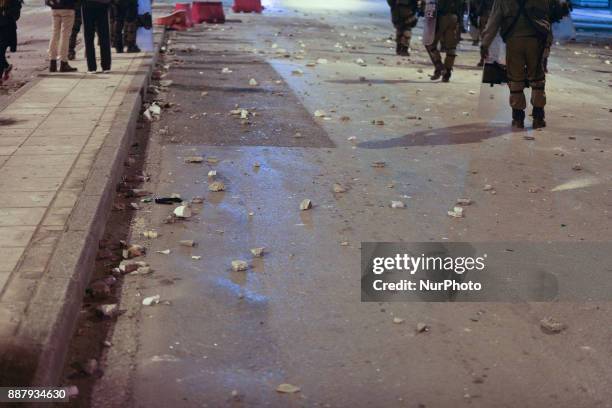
[126,45,141,53]
[532,107,546,129]
[68,50,76,61]
[441,70,452,82]
[115,46,124,53]
[60,61,77,72]
[49,60,57,73]
[430,66,446,81]
[512,109,525,129]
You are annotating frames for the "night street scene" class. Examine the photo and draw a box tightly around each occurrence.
[0,0,612,406]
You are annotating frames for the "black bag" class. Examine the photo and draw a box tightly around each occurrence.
[482,62,507,85]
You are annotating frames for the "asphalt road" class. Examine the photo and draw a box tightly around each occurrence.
[65,2,612,407]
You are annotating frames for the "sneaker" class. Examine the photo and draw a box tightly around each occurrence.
[60,61,77,72]
[126,45,141,53]
[102,70,111,74]
[87,70,97,74]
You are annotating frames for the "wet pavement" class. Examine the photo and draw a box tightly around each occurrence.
[81,2,612,407]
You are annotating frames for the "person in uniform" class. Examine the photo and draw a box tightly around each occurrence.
[68,0,81,60]
[481,0,566,129]
[388,0,419,56]
[425,0,463,82]
[111,0,140,53]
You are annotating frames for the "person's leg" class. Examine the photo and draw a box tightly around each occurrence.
[426,24,445,80]
[112,2,125,52]
[0,44,7,81]
[441,14,458,82]
[68,7,82,60]
[97,5,112,71]
[395,6,417,56]
[82,4,98,71]
[59,10,74,62]
[49,10,62,72]
[506,37,528,128]
[524,37,547,128]
[124,0,140,52]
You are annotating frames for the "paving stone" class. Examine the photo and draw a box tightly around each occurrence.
[0,248,26,272]
[42,208,73,227]
[53,189,80,208]
[1,192,55,208]
[0,227,37,247]
[0,208,46,227]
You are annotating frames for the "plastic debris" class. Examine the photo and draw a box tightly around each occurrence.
[142,295,161,306]
[96,304,119,318]
[174,205,192,218]
[155,196,183,205]
[276,384,301,393]
[143,230,159,239]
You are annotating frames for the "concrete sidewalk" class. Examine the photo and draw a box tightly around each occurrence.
[0,33,162,386]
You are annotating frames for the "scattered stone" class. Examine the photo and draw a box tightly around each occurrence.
[179,240,196,247]
[156,249,171,255]
[96,304,119,318]
[142,295,161,306]
[249,78,258,86]
[123,244,145,259]
[540,317,566,334]
[456,198,472,206]
[276,383,301,394]
[231,260,249,272]
[209,181,225,192]
[173,205,192,218]
[447,206,464,218]
[89,280,110,299]
[142,230,159,239]
[483,184,494,191]
[391,201,406,209]
[129,266,153,276]
[192,256,202,260]
[332,183,347,193]
[118,260,149,274]
[416,322,429,333]
[393,317,405,324]
[206,157,220,165]
[191,196,204,204]
[250,247,265,257]
[299,199,313,211]
[572,163,583,171]
[221,67,233,74]
[371,161,386,168]
[314,110,327,118]
[185,156,204,163]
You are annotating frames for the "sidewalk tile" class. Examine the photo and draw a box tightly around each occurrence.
[3,154,76,168]
[0,177,63,192]
[0,208,46,227]
[0,129,32,137]
[0,276,38,302]
[1,192,55,208]
[0,146,18,156]
[0,164,72,179]
[42,207,73,227]
[0,136,28,147]
[15,243,56,278]
[0,226,37,247]
[0,247,25,272]
[13,145,84,156]
[52,189,80,208]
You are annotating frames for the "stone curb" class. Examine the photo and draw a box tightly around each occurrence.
[0,29,166,387]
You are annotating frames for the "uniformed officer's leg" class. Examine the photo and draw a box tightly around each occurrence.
[476,14,488,66]
[441,15,458,82]
[525,37,547,128]
[506,38,527,128]
[124,0,140,53]
[112,2,126,52]
[426,34,445,80]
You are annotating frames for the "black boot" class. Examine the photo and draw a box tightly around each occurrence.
[442,69,452,82]
[60,61,78,72]
[49,60,57,73]
[532,107,546,129]
[430,64,446,81]
[512,109,525,129]
[68,50,76,61]
[126,44,141,53]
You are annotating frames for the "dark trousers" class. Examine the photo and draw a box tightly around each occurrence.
[111,0,138,48]
[0,45,7,73]
[82,2,111,71]
[69,7,82,53]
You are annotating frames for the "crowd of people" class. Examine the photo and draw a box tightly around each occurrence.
[0,0,141,85]
[388,0,572,128]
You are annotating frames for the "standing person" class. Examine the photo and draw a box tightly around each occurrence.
[111,0,140,53]
[68,1,82,60]
[387,0,419,56]
[425,0,463,82]
[46,0,78,72]
[481,0,566,129]
[82,0,111,73]
[0,0,22,84]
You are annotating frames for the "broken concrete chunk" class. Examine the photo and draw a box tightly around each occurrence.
[250,247,265,257]
[416,322,429,333]
[174,205,192,218]
[206,157,220,165]
[96,304,119,318]
[185,156,204,163]
[456,198,472,206]
[540,317,566,334]
[572,163,583,171]
[231,260,249,272]
[332,183,347,193]
[123,244,145,259]
[299,199,313,211]
[393,317,405,324]
[391,201,406,209]
[447,206,464,218]
[142,295,161,306]
[209,181,225,192]
[276,383,301,394]
[208,170,217,178]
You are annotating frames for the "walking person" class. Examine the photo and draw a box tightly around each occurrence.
[481,0,568,129]
[425,0,463,82]
[47,0,78,72]
[68,1,82,60]
[82,0,111,73]
[0,0,22,84]
[387,0,419,56]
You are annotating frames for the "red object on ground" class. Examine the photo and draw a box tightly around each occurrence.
[192,1,226,24]
[155,10,189,31]
[232,0,263,13]
[174,3,194,27]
